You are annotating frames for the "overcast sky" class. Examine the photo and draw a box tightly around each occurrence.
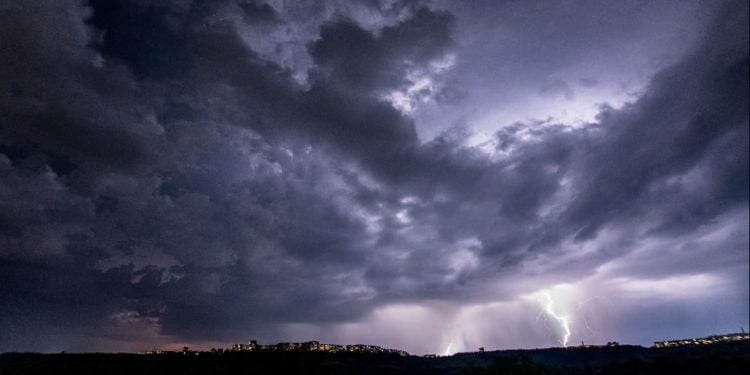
[0,0,747,354]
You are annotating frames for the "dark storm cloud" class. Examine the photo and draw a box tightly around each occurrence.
[87,0,195,80]
[309,7,453,93]
[563,4,749,242]
[0,0,747,352]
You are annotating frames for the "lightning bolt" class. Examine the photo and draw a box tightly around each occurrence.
[442,339,455,356]
[537,291,571,347]
[576,297,602,335]
[577,295,615,336]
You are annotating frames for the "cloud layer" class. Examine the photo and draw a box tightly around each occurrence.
[0,0,747,353]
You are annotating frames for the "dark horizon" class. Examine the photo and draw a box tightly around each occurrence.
[1,0,748,354]
[2,341,747,375]
[3,330,749,355]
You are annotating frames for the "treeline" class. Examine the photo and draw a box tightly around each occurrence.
[0,340,747,374]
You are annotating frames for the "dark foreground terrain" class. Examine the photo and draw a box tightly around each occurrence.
[1,341,747,374]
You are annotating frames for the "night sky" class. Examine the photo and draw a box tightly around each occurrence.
[0,0,748,354]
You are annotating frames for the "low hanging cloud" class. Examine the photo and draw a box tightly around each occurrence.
[0,0,747,353]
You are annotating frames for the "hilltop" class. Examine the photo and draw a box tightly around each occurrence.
[1,339,747,374]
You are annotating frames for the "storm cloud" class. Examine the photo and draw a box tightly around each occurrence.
[0,0,747,353]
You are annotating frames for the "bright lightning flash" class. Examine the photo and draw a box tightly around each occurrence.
[442,339,455,356]
[537,291,571,347]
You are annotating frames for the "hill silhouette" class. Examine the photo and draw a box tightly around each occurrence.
[1,340,747,374]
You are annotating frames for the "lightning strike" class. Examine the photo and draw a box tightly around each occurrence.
[576,297,604,335]
[537,291,571,347]
[442,339,455,356]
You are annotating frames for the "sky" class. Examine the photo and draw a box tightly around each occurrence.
[0,0,747,354]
